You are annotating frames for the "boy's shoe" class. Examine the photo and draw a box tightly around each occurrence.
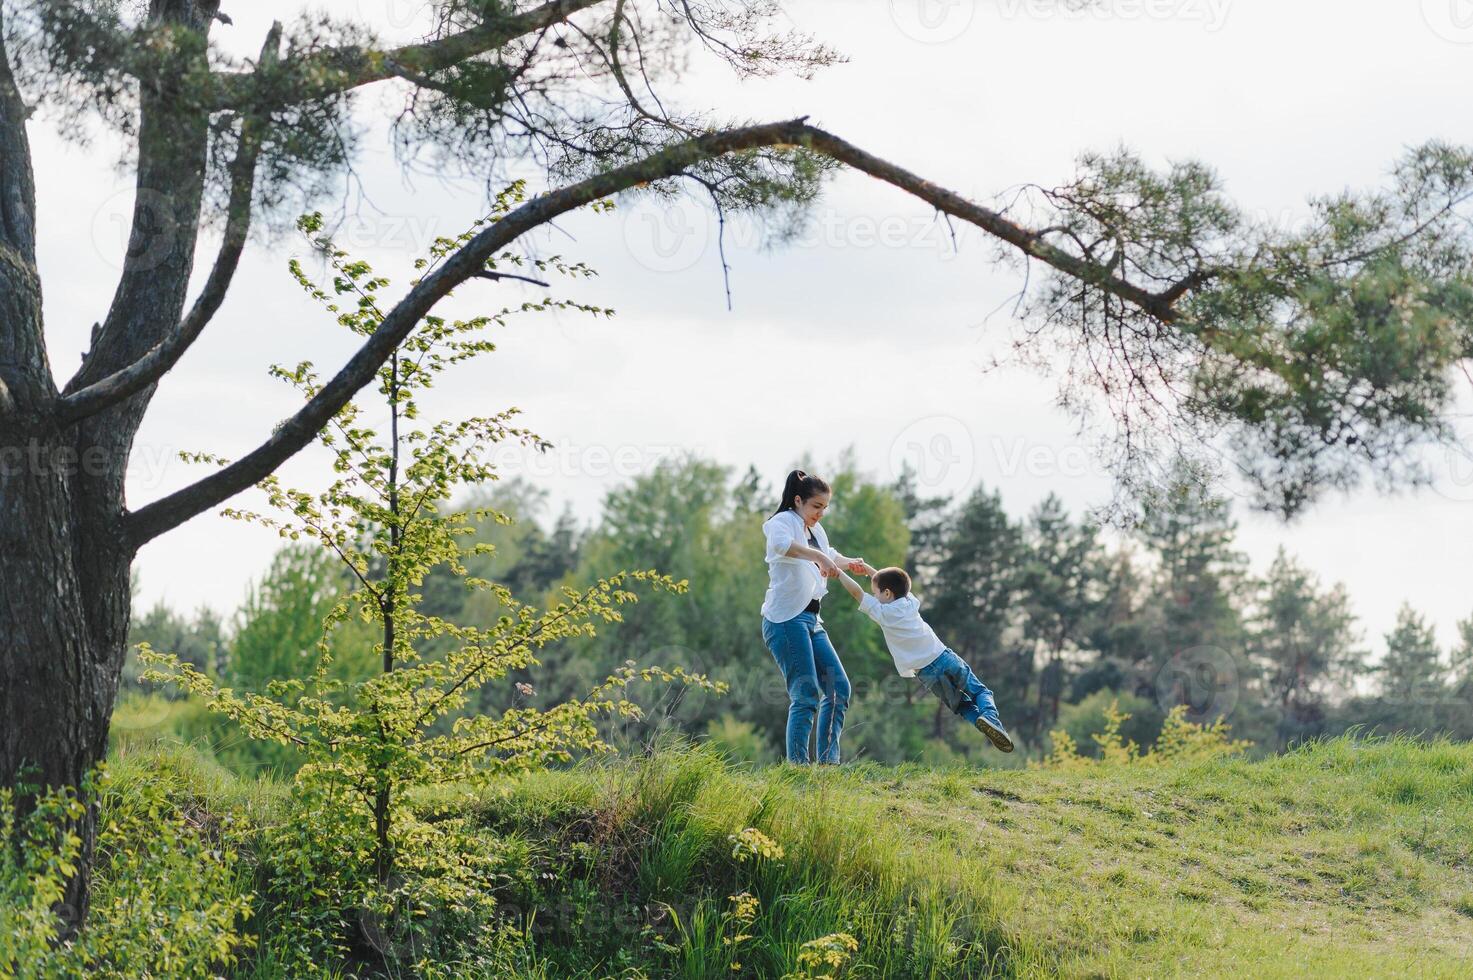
[974,713,1014,753]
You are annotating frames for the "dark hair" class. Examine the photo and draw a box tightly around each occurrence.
[774,470,831,515]
[874,567,911,599]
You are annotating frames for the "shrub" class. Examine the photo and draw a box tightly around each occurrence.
[1,768,252,978]
[141,205,718,973]
[1041,702,1250,768]
[1055,689,1163,759]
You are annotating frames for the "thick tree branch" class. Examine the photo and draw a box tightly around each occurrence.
[210,0,604,112]
[56,23,282,425]
[67,0,219,402]
[0,26,34,264]
[126,117,1203,546]
[124,118,816,545]
[0,11,50,416]
[798,126,1188,324]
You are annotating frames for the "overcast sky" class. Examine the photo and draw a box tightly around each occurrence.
[31,0,1473,657]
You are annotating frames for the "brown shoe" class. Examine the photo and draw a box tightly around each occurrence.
[974,715,1014,752]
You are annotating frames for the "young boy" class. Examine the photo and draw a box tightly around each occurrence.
[836,564,1013,752]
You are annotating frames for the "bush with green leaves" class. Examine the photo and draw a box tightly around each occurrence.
[1,782,84,973]
[142,195,719,972]
[1,767,252,978]
[1041,701,1250,768]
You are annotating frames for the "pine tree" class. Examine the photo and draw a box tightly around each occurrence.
[892,464,950,586]
[1132,476,1248,721]
[1018,494,1105,735]
[1377,605,1448,731]
[1076,548,1150,700]
[927,486,1030,732]
[1449,616,1473,690]
[1252,549,1362,749]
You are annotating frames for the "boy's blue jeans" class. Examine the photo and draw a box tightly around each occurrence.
[916,648,1001,727]
[762,611,850,764]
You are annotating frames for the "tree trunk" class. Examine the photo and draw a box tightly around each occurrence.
[0,6,113,931]
[0,0,216,931]
[0,428,134,932]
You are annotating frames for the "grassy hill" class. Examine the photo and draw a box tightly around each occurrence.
[464,736,1473,978]
[51,736,1473,977]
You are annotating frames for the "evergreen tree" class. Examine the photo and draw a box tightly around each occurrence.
[1252,550,1362,749]
[120,454,1473,765]
[1450,615,1473,690]
[1075,548,1150,701]
[892,464,950,586]
[1375,605,1448,732]
[519,505,584,593]
[926,486,1031,735]
[731,465,770,517]
[1018,494,1106,736]
[1132,477,1248,721]
[1448,615,1473,737]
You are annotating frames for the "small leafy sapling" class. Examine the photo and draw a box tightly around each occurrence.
[141,187,722,968]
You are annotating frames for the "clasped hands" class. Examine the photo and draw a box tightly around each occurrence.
[816,555,876,579]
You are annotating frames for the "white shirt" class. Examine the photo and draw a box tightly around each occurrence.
[760,510,840,623]
[858,593,946,677]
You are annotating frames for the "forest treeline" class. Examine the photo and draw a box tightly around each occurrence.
[121,456,1473,771]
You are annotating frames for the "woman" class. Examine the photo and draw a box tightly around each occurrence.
[760,470,867,764]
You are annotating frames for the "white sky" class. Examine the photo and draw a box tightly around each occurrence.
[29,0,1473,657]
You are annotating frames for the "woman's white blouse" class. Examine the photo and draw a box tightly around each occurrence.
[760,510,840,623]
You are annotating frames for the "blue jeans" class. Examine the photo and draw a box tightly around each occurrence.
[916,649,1000,726]
[762,612,850,764]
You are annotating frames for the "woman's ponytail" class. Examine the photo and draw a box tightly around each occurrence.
[774,469,831,515]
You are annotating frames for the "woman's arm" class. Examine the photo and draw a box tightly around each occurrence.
[813,527,869,574]
[783,541,840,577]
[829,549,872,574]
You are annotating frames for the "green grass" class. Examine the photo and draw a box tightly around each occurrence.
[465,736,1473,978]
[103,735,1473,978]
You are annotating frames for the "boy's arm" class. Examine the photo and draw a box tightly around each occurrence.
[835,568,866,604]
